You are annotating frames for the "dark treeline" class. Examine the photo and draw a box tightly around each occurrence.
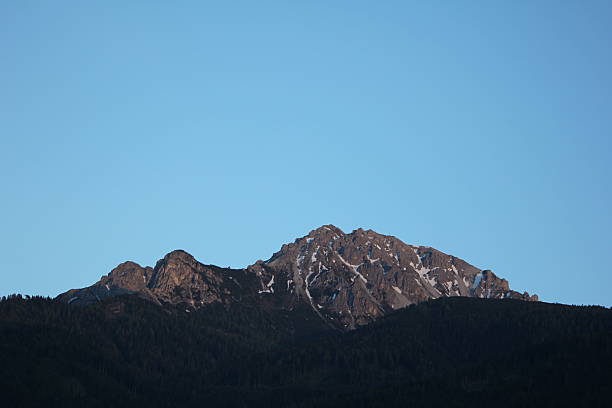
[1,294,611,407]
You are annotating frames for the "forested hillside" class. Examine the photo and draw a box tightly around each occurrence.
[1,295,611,407]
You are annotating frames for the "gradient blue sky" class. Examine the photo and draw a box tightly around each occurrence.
[1,1,611,306]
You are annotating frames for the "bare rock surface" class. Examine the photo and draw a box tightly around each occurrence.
[58,225,537,330]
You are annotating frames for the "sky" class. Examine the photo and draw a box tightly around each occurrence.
[1,1,611,306]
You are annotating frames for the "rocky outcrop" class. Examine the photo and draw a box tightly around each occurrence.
[247,225,536,329]
[57,250,261,308]
[58,225,537,330]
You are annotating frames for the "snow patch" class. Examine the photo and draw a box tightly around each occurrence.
[308,263,324,286]
[311,246,319,263]
[415,266,431,278]
[411,248,421,265]
[472,272,483,289]
[444,281,454,293]
[426,275,438,288]
[392,286,402,294]
[258,275,275,294]
[337,254,367,283]
[413,264,441,294]
[304,268,316,304]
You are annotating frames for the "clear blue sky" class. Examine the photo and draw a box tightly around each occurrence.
[1,1,611,306]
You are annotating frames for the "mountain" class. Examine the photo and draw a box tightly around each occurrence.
[57,225,536,329]
[3,226,610,407]
[58,250,263,309]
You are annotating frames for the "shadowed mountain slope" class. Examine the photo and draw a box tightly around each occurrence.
[1,295,609,408]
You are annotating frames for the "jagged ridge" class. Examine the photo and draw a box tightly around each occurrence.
[58,225,537,329]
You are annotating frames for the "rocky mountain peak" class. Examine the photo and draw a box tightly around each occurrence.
[308,224,345,236]
[160,249,196,262]
[101,261,153,292]
[152,250,199,277]
[58,225,537,330]
[254,225,537,328]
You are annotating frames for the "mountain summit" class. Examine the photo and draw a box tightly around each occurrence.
[58,225,536,329]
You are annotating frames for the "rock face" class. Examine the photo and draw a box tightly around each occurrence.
[247,225,537,329]
[58,250,261,308]
[58,225,537,330]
